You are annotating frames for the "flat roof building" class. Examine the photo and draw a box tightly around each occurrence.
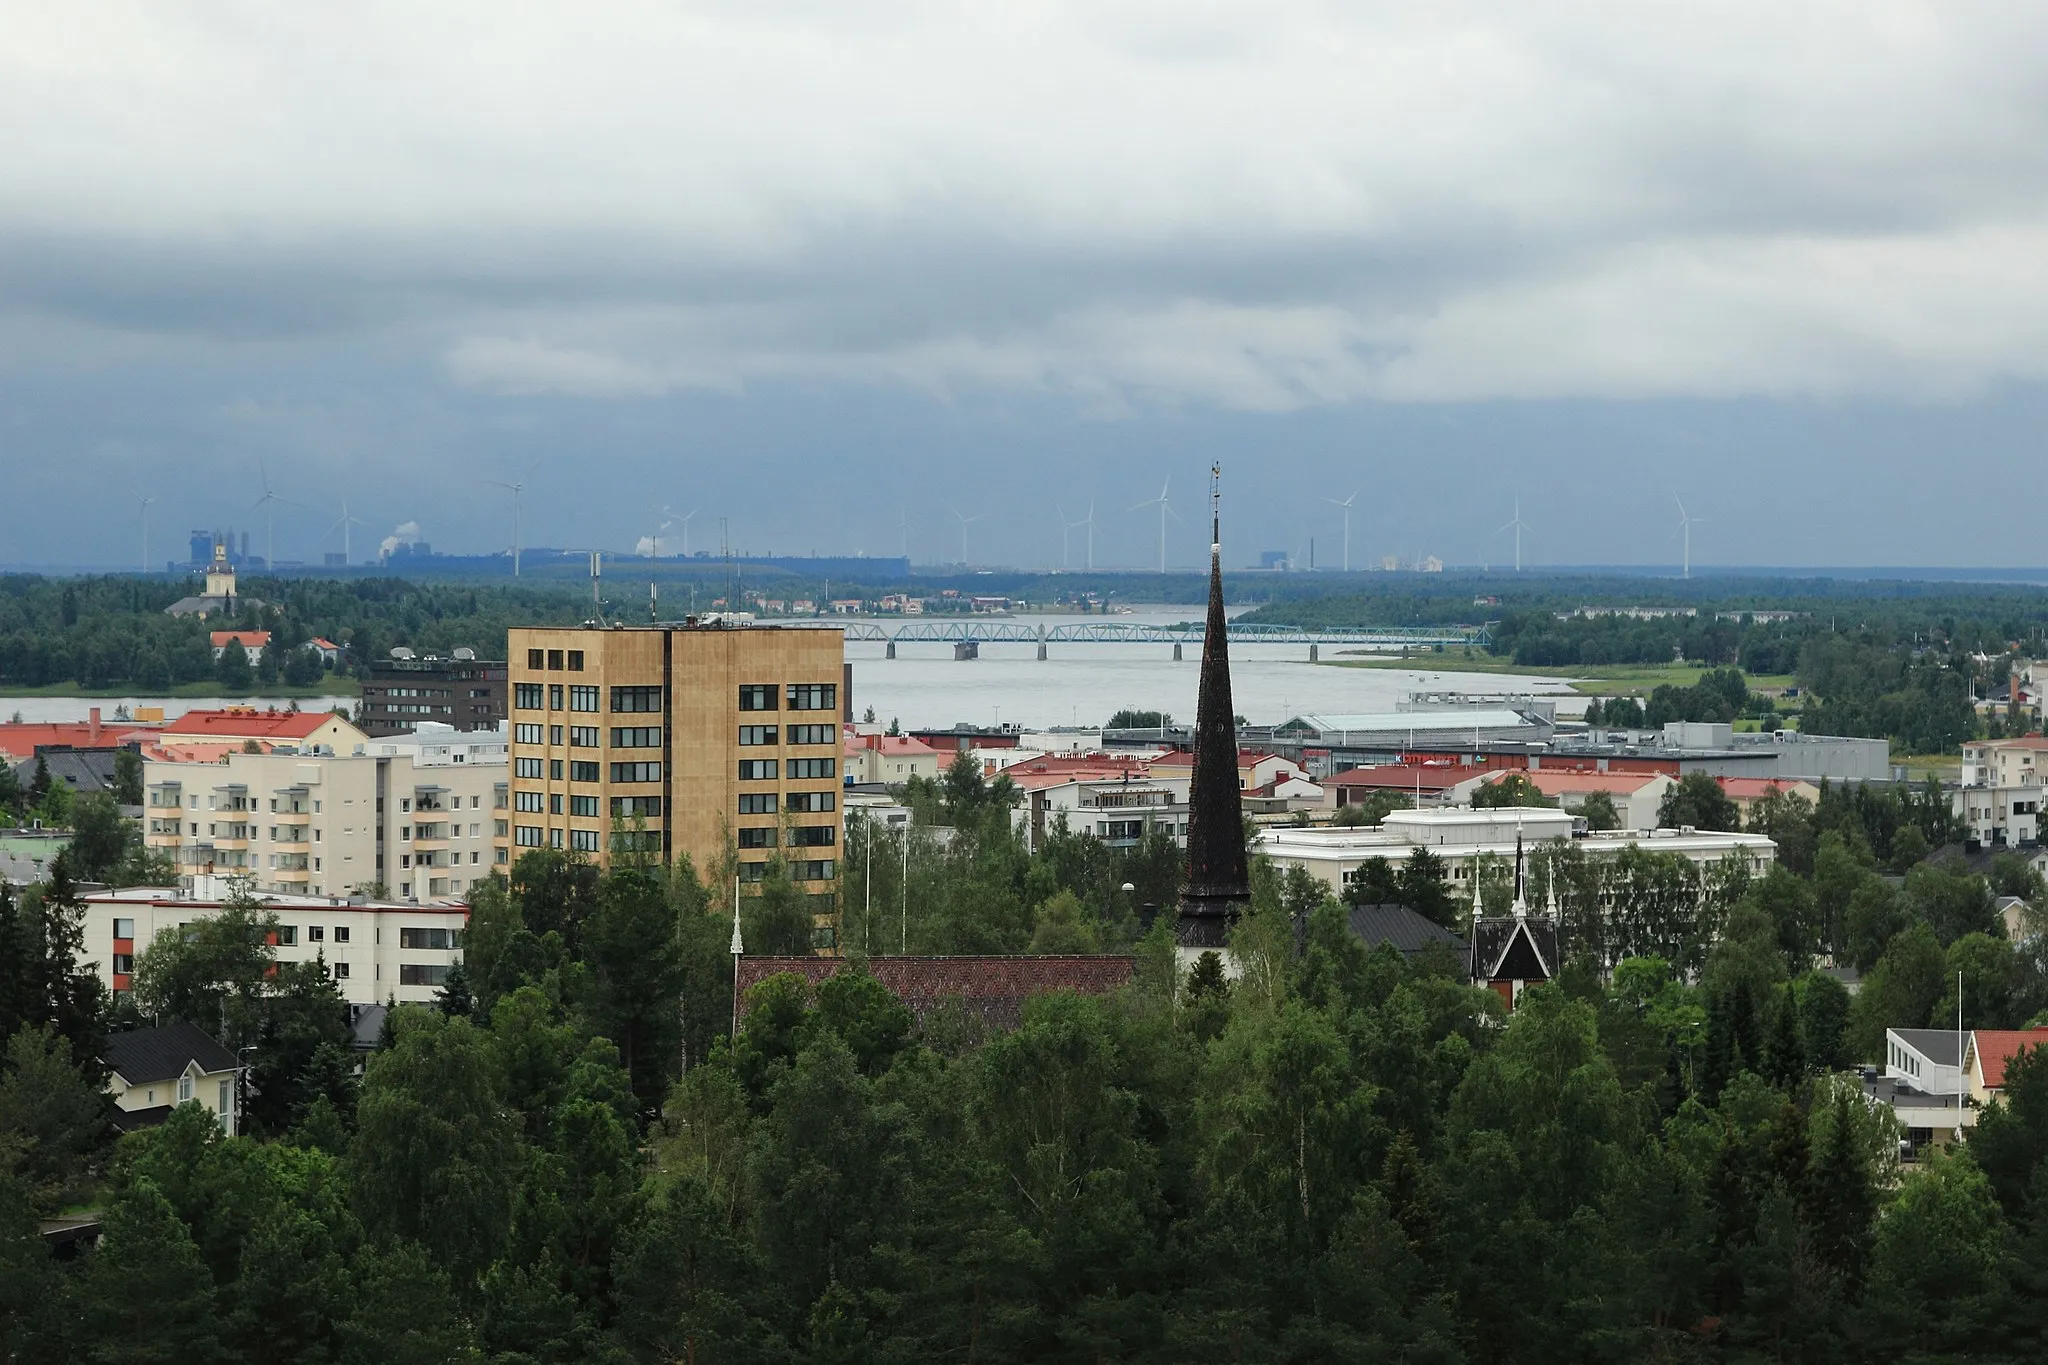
[359,651,507,737]
[507,621,847,949]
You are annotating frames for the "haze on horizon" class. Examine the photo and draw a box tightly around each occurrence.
[4,3,2047,574]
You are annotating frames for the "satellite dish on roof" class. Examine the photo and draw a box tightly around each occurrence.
[390,646,416,660]
[452,646,476,660]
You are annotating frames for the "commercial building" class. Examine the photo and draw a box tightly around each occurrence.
[143,724,509,899]
[358,649,508,737]
[81,880,468,1006]
[506,622,847,945]
[1256,806,1777,899]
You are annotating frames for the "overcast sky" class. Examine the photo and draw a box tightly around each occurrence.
[5,3,2048,572]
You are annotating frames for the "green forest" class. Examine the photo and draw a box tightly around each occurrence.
[8,760,2048,1362]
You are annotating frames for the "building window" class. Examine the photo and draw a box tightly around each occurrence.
[738,725,778,746]
[738,793,777,815]
[548,759,564,780]
[547,649,564,670]
[609,796,662,817]
[790,859,836,882]
[569,760,601,783]
[515,757,543,779]
[399,963,452,987]
[527,648,544,669]
[548,684,565,710]
[738,827,777,849]
[786,683,836,711]
[113,917,135,939]
[516,825,544,847]
[549,794,563,815]
[612,686,664,713]
[610,762,662,783]
[308,925,324,942]
[786,724,835,746]
[788,758,836,780]
[785,790,836,813]
[791,825,836,847]
[516,791,544,813]
[611,726,661,747]
[739,759,779,781]
[179,1075,194,1103]
[739,861,768,883]
[112,953,134,974]
[569,795,600,818]
[548,725,563,745]
[515,722,544,744]
[612,830,662,853]
[570,686,600,712]
[515,683,543,710]
[548,829,563,849]
[738,685,778,712]
[569,726,600,747]
[399,926,459,950]
[567,650,584,671]
[274,925,298,946]
[334,926,350,943]
[570,829,601,852]
[333,961,350,980]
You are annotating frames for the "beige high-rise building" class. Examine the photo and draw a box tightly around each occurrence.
[506,622,847,948]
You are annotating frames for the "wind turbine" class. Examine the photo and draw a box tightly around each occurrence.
[950,507,981,567]
[1674,496,1708,580]
[133,493,156,574]
[1056,504,1073,569]
[488,461,539,576]
[1322,488,1360,572]
[1076,500,1099,571]
[329,499,366,565]
[663,506,699,558]
[251,459,302,571]
[1130,477,1182,573]
[1497,497,1531,573]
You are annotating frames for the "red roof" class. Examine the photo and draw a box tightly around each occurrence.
[1715,777,1813,800]
[0,712,152,760]
[738,955,1136,1030]
[162,708,333,741]
[1507,771,1666,796]
[1146,747,1279,769]
[1971,1029,2048,1089]
[1331,765,1481,792]
[209,630,272,648]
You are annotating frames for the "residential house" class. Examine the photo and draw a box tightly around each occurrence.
[1329,763,1491,811]
[1481,769,1676,830]
[103,1022,240,1135]
[210,630,272,664]
[156,707,366,755]
[1962,1028,2048,1104]
[1953,736,2048,848]
[305,638,343,667]
[1716,776,1822,824]
[842,730,944,785]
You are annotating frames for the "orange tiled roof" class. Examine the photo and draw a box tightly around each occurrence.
[1512,770,1666,796]
[0,720,151,761]
[1972,1029,2048,1089]
[161,708,332,741]
[1715,776,1812,800]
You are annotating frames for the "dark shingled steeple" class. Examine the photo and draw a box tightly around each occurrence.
[1177,464,1250,949]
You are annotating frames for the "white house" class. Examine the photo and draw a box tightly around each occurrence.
[103,1022,241,1135]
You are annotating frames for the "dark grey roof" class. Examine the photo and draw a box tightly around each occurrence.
[104,1022,237,1085]
[1347,903,1467,958]
[1892,1028,1966,1067]
[348,1004,388,1051]
[11,749,119,796]
[1470,916,1559,983]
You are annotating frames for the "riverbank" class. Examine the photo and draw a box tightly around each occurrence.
[1326,653,1795,697]
[0,681,358,700]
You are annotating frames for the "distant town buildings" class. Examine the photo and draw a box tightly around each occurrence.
[358,648,507,737]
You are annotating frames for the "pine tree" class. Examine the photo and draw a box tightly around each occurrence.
[78,1181,220,1364]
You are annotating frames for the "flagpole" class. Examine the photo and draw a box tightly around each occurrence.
[729,874,744,1040]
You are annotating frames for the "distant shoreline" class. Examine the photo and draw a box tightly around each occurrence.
[0,682,360,700]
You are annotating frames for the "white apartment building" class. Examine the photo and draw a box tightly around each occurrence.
[1954,736,2047,847]
[83,879,467,1006]
[1258,805,1777,898]
[144,723,511,900]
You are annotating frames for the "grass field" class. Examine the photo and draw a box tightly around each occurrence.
[1328,652,1795,698]
[0,681,358,699]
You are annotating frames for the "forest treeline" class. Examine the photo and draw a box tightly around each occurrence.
[10,758,2048,1359]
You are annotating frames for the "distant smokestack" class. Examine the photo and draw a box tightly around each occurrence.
[379,521,423,559]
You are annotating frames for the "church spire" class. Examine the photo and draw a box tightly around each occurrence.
[1176,464,1250,950]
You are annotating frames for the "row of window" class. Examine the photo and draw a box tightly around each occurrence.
[512,826,652,854]
[527,648,587,671]
[738,791,836,814]
[515,683,650,712]
[737,724,836,746]
[737,826,836,848]
[517,791,667,818]
[738,684,838,712]
[739,859,836,882]
[739,758,835,781]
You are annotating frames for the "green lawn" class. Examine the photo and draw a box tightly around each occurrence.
[0,680,358,699]
[1327,652,1794,698]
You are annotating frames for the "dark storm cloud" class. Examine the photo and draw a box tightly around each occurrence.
[5,3,2048,566]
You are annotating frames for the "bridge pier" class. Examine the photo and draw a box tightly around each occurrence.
[1037,643,1047,661]
[1309,644,1319,662]
[954,641,979,661]
[1172,642,1183,662]
[885,641,896,659]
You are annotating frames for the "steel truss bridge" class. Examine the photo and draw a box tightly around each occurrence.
[784,620,1488,649]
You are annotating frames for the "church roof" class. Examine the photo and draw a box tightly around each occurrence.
[1470,917,1558,983]
[1176,467,1250,949]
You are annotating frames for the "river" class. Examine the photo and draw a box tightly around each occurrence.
[3,611,1579,733]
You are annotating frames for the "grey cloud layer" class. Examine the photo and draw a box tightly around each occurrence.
[9,2,2048,411]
